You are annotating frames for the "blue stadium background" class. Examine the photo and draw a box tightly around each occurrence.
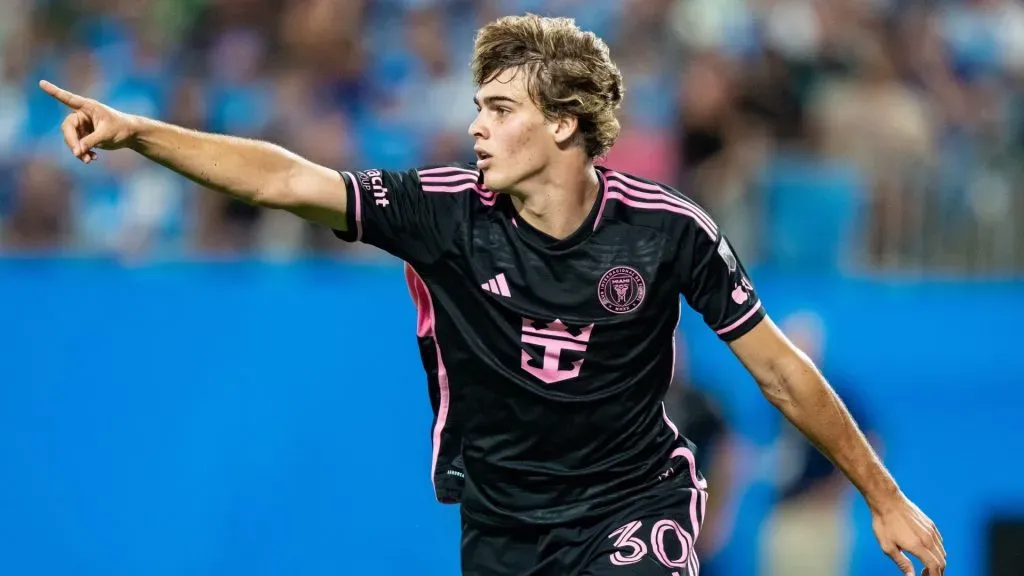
[3,0,1024,575]
[3,263,1022,575]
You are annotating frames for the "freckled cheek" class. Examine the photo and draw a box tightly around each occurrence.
[514,129,533,149]
[509,125,540,164]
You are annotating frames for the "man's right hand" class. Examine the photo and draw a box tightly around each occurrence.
[39,80,139,165]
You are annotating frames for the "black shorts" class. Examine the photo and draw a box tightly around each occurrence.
[461,484,708,576]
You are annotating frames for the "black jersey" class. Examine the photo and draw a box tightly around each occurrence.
[335,164,765,528]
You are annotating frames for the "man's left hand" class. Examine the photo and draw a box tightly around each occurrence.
[872,493,946,576]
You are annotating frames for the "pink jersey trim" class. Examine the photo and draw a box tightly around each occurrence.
[604,171,718,234]
[715,300,763,336]
[417,167,495,205]
[403,264,450,496]
[604,185,716,239]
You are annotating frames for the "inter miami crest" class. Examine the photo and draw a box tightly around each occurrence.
[598,266,647,314]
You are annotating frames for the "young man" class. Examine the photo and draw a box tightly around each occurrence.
[41,14,944,576]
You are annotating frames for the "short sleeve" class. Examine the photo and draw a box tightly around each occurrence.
[681,225,766,342]
[334,167,464,265]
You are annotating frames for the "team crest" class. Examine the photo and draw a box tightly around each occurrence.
[598,266,646,314]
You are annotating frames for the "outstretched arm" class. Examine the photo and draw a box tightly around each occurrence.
[728,317,946,576]
[39,80,349,230]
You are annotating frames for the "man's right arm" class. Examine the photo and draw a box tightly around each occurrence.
[39,79,350,232]
[42,79,466,265]
[129,116,350,231]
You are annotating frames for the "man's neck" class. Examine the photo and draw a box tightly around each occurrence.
[509,161,600,240]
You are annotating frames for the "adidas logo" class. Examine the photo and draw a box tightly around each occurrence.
[480,273,511,297]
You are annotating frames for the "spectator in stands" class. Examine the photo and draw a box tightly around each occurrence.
[2,157,71,251]
[2,0,1023,270]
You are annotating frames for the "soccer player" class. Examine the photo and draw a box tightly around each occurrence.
[41,14,945,576]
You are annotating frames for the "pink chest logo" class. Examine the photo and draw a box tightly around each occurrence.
[598,266,646,314]
[521,318,594,384]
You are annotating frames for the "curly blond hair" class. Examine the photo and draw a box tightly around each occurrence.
[471,14,625,158]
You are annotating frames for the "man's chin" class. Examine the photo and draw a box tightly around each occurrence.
[481,172,505,192]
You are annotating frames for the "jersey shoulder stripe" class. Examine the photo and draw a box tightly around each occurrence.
[417,164,495,206]
[598,167,718,239]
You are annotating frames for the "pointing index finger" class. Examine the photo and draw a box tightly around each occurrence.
[39,80,87,110]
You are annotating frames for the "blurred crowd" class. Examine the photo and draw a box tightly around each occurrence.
[1,0,1023,273]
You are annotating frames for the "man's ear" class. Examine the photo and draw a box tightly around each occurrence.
[551,115,579,146]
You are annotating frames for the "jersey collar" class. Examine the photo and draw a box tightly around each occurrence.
[501,167,607,251]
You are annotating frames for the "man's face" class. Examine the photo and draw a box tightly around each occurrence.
[468,68,554,192]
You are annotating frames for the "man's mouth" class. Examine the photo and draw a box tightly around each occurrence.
[475,150,492,168]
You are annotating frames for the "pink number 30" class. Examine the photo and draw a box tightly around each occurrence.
[608,519,695,571]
